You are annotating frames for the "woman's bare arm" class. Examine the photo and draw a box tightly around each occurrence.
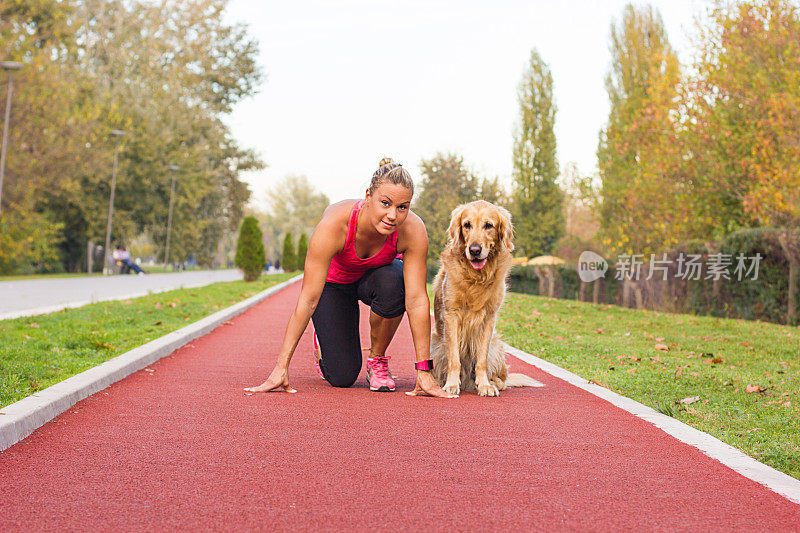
[244,204,348,393]
[399,214,457,398]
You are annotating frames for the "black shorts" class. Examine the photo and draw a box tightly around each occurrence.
[312,259,405,387]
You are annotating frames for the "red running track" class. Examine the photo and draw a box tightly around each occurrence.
[1,280,799,531]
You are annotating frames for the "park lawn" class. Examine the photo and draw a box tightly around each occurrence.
[0,272,297,408]
[496,291,800,480]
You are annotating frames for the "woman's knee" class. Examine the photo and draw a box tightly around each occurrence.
[366,261,405,317]
[321,357,361,388]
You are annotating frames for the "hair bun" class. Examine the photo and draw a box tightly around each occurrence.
[378,157,394,168]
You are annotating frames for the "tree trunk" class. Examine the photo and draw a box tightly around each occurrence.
[706,241,721,310]
[593,277,603,304]
[579,280,587,302]
[547,267,557,298]
[534,267,547,296]
[634,285,644,309]
[778,230,800,326]
[623,279,632,307]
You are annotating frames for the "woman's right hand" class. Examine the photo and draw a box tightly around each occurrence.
[244,364,297,394]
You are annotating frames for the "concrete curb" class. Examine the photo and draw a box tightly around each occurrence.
[503,342,800,506]
[0,274,303,451]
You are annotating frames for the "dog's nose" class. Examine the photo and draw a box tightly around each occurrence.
[469,244,482,257]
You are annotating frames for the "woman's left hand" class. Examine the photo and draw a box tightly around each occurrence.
[405,371,458,398]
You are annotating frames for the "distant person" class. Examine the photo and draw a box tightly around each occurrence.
[114,245,146,275]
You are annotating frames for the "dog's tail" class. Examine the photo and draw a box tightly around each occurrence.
[505,373,544,388]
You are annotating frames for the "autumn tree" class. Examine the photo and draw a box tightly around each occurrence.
[687,0,800,323]
[0,0,262,273]
[260,175,329,263]
[414,153,479,261]
[597,4,693,257]
[512,48,564,258]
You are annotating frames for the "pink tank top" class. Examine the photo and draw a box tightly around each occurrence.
[326,200,399,283]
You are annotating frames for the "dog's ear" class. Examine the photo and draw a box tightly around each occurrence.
[447,204,466,245]
[497,206,514,252]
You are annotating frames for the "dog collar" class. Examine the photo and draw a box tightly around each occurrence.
[414,359,434,371]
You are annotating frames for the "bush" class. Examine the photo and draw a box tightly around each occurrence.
[720,228,791,324]
[281,232,297,272]
[297,233,308,271]
[234,216,265,282]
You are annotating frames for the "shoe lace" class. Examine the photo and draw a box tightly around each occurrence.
[370,355,391,379]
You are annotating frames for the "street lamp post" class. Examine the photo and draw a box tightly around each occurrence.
[102,130,126,275]
[0,61,23,220]
[164,164,180,270]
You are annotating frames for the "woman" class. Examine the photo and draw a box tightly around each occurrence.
[245,158,455,398]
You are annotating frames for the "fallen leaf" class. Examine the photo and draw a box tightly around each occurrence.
[783,402,792,408]
[23,334,31,339]
[745,384,766,394]
[153,321,162,326]
[90,340,116,350]
[690,371,700,376]
[27,322,40,328]
[123,300,132,305]
[678,396,700,404]
[711,358,724,364]
[223,321,234,325]
[155,303,163,309]
[167,301,177,308]
[655,343,669,351]
[655,337,665,342]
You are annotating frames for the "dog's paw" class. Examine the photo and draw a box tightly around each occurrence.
[477,382,500,397]
[443,381,461,396]
[492,377,507,391]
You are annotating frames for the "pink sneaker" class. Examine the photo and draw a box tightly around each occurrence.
[366,356,395,392]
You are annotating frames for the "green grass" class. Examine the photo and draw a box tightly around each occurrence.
[0,272,296,408]
[496,291,800,480]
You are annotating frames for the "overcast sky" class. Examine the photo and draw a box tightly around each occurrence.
[223,0,706,208]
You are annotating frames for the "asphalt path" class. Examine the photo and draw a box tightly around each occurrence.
[0,269,243,320]
[1,280,798,530]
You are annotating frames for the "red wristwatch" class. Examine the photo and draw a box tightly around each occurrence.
[414,359,434,371]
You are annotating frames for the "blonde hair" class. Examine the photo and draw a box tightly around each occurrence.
[369,157,414,196]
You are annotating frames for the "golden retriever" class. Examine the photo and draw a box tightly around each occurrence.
[431,200,540,396]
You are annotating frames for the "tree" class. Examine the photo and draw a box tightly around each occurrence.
[281,232,297,272]
[414,153,479,261]
[597,4,691,257]
[687,0,800,323]
[260,175,329,263]
[511,48,564,258]
[0,0,262,273]
[234,216,265,282]
[297,233,309,271]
